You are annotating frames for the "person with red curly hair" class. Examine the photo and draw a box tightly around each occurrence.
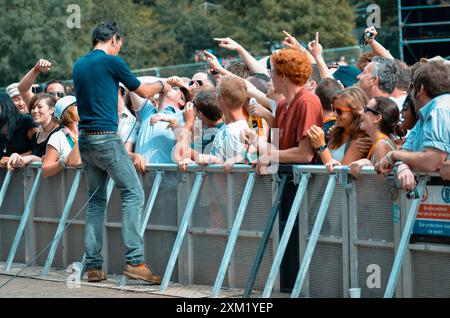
[268,48,323,164]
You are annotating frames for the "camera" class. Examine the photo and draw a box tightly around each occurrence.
[32,84,43,94]
[364,31,375,41]
[406,188,419,200]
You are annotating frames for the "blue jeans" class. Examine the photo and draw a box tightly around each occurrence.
[79,134,145,269]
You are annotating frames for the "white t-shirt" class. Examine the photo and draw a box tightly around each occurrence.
[390,95,407,112]
[118,106,139,144]
[47,130,74,159]
[210,120,249,162]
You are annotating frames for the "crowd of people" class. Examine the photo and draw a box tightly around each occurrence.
[0,22,449,284]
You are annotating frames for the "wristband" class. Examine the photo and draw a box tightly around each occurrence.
[157,80,164,93]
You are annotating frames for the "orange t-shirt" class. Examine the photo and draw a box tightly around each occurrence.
[275,88,323,150]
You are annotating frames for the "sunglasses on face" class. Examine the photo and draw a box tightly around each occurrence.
[48,91,65,98]
[363,106,381,115]
[189,80,203,87]
[331,105,352,116]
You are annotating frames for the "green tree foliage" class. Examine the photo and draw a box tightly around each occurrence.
[0,0,177,86]
[0,0,356,86]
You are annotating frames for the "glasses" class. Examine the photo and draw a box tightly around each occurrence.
[363,106,381,115]
[331,105,352,116]
[189,80,203,87]
[48,91,65,99]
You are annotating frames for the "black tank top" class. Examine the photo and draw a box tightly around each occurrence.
[31,126,62,158]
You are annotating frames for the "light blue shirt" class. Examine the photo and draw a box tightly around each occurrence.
[402,94,450,158]
[135,100,184,163]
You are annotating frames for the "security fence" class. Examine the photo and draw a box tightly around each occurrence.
[0,164,449,298]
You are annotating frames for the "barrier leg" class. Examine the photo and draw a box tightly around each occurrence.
[384,177,427,298]
[4,169,42,272]
[290,174,337,298]
[0,170,12,209]
[139,170,164,237]
[211,172,256,297]
[262,173,310,298]
[160,172,204,292]
[243,174,287,297]
[42,170,82,276]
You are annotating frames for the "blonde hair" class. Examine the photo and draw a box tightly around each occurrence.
[217,75,247,109]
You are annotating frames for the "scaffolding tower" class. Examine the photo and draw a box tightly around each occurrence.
[398,0,450,62]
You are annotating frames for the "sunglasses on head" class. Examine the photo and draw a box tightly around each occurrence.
[331,105,352,116]
[363,106,381,115]
[189,80,203,87]
[48,91,65,98]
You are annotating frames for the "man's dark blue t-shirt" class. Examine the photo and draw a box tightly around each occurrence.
[73,50,141,131]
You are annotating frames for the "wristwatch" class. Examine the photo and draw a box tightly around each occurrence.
[316,144,327,153]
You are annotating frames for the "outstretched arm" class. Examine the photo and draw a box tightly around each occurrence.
[214,37,268,76]
[364,27,394,59]
[204,50,274,110]
[307,32,333,80]
[18,59,52,106]
[283,31,316,65]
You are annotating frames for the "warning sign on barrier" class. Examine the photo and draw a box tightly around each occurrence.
[413,185,450,236]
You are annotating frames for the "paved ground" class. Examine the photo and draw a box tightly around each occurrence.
[0,262,261,298]
[0,275,169,298]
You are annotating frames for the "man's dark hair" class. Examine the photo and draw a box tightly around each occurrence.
[309,64,321,84]
[394,59,411,91]
[226,62,251,78]
[315,78,342,112]
[357,51,378,71]
[92,21,124,47]
[413,61,450,98]
[250,72,271,82]
[193,87,222,121]
[45,79,66,93]
[372,96,402,137]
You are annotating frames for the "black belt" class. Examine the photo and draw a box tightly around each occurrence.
[80,130,117,136]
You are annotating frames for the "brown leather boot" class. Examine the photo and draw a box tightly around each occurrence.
[123,264,162,284]
[86,268,107,282]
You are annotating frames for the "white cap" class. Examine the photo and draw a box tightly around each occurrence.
[54,95,76,119]
[6,83,20,98]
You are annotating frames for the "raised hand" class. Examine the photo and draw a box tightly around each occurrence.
[307,32,323,58]
[282,31,302,51]
[214,37,242,51]
[33,59,52,73]
[364,26,378,43]
[203,50,225,74]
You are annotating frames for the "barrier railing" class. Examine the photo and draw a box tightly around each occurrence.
[0,163,449,298]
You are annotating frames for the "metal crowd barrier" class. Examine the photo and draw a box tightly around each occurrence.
[0,163,449,298]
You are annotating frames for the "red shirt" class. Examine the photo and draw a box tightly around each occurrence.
[275,88,323,151]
